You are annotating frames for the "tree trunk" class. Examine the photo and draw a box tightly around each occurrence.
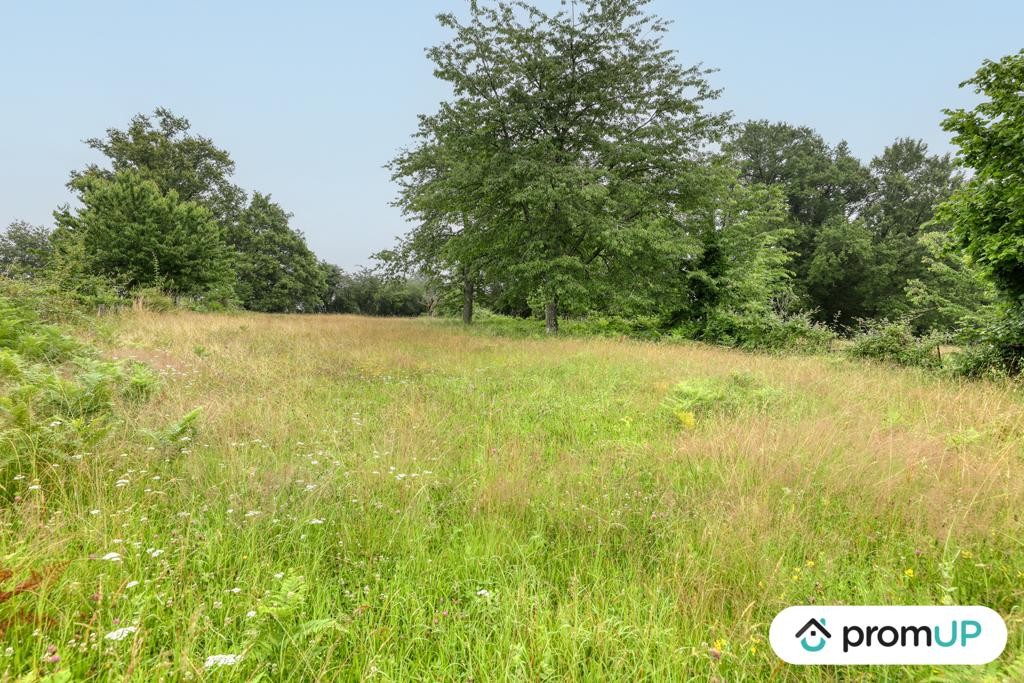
[545,298,558,334]
[462,276,474,325]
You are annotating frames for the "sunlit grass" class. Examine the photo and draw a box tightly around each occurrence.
[2,311,1023,680]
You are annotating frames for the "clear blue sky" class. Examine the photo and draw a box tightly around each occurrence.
[2,1,1021,270]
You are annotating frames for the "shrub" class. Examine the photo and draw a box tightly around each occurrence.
[691,307,837,354]
[947,305,1024,378]
[847,319,945,369]
[132,286,176,312]
[0,291,158,496]
[664,371,778,428]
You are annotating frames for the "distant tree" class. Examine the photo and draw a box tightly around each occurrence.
[53,171,234,299]
[71,108,246,225]
[804,216,880,326]
[859,139,963,321]
[229,193,325,312]
[727,121,872,227]
[392,0,729,333]
[320,265,427,316]
[936,48,1024,372]
[0,221,52,279]
[726,121,872,316]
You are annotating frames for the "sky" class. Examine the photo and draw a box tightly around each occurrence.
[2,1,1021,270]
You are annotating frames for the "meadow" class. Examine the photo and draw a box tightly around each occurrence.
[2,308,1023,681]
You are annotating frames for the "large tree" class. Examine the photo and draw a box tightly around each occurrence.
[71,108,246,226]
[859,138,963,322]
[392,0,728,332]
[229,193,326,312]
[53,171,235,299]
[725,121,872,318]
[937,48,1024,371]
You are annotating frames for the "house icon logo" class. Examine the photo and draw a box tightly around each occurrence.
[795,618,831,652]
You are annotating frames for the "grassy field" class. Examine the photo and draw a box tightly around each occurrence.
[3,310,1024,681]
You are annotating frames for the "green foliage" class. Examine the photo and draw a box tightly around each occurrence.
[905,231,997,332]
[229,193,326,312]
[320,265,427,316]
[71,107,246,226]
[846,319,944,369]
[131,286,176,312]
[53,170,236,301]
[0,293,157,495]
[939,49,1024,302]
[936,49,1024,375]
[0,221,52,280]
[694,307,836,353]
[145,407,202,454]
[947,304,1024,378]
[392,0,729,331]
[664,372,778,427]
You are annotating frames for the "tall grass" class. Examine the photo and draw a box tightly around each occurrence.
[1,310,1022,680]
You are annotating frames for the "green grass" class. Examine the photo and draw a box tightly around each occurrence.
[1,308,1023,681]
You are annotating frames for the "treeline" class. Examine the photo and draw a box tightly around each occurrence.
[2,1,1021,376]
[0,108,426,317]
[383,0,1019,375]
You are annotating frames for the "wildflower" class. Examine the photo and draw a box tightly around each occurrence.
[204,654,242,669]
[476,588,491,598]
[147,548,164,558]
[90,509,101,515]
[308,518,324,525]
[115,479,130,487]
[904,568,915,578]
[100,552,122,562]
[125,580,140,589]
[104,626,137,641]
[273,572,284,579]
[244,510,261,518]
[806,560,815,568]
[227,587,241,594]
[13,475,24,481]
[28,485,41,491]
[246,610,257,618]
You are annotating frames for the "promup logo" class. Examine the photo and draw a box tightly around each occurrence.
[795,618,831,652]
[770,606,1006,665]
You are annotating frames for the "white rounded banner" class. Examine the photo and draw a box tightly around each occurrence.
[769,605,1007,665]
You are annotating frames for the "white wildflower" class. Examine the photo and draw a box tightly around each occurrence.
[104,626,137,641]
[476,588,491,598]
[204,654,242,669]
[125,580,140,589]
[100,552,122,562]
[308,518,324,525]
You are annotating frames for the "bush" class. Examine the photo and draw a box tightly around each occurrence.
[689,307,837,354]
[847,319,945,369]
[0,290,158,497]
[664,371,779,428]
[132,286,176,312]
[947,305,1024,378]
